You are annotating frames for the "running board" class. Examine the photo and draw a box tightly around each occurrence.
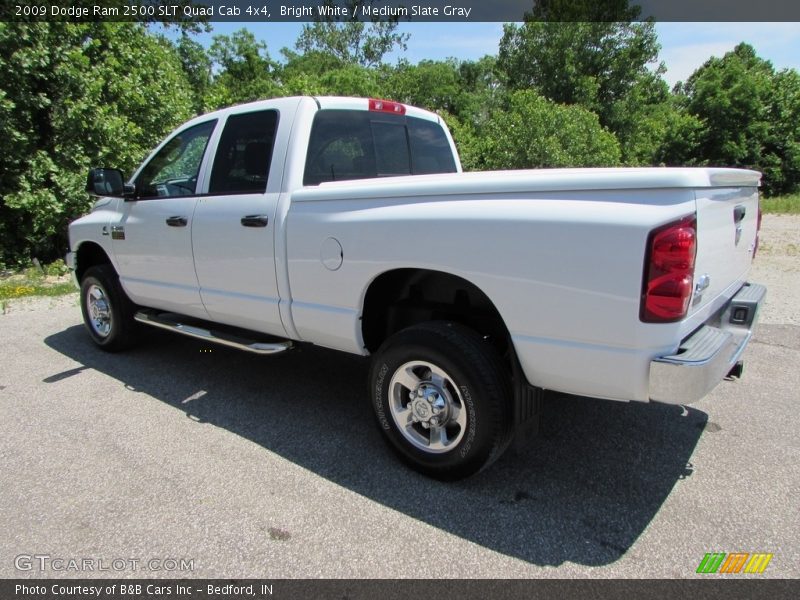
[134,311,293,355]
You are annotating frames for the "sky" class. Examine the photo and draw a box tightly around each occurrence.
[186,21,800,88]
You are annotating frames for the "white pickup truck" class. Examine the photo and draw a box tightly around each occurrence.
[67,96,766,479]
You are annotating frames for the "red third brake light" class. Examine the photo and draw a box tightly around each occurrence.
[369,98,406,115]
[641,215,697,323]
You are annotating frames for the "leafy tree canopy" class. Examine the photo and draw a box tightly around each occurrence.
[674,43,800,195]
[478,90,622,170]
[0,22,194,266]
[497,0,661,127]
[294,1,409,68]
[207,29,280,107]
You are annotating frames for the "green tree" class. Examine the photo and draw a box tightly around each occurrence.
[454,56,505,126]
[477,90,621,170]
[386,60,464,113]
[766,69,800,194]
[175,33,213,112]
[294,1,409,68]
[317,63,382,97]
[207,29,280,107]
[675,43,800,195]
[649,105,704,168]
[385,56,505,149]
[497,0,661,128]
[274,49,335,96]
[0,22,194,266]
[276,47,388,97]
[605,72,689,165]
[439,112,482,171]
[679,43,772,166]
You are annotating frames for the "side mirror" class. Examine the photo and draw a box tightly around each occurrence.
[86,168,135,198]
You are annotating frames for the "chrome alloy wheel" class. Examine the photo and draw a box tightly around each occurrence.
[86,284,112,338]
[388,360,468,453]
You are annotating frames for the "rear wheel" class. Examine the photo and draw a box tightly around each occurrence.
[369,321,513,480]
[80,265,138,352]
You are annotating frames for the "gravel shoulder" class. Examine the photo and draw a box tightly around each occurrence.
[749,214,800,325]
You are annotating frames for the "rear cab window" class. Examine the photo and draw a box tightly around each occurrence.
[303,109,457,186]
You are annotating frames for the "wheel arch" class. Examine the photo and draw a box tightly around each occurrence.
[74,240,114,283]
[360,268,512,360]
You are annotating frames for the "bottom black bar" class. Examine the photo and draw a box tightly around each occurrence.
[1,579,798,600]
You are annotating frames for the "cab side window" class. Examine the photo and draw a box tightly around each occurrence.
[209,110,278,195]
[135,120,216,199]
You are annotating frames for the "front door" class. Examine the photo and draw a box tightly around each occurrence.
[111,119,217,318]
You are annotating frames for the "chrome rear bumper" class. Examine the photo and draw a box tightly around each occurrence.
[649,283,766,404]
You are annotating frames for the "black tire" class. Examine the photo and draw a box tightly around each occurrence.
[369,321,513,480]
[79,265,138,352]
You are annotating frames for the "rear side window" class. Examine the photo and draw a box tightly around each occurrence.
[209,110,278,195]
[303,110,456,186]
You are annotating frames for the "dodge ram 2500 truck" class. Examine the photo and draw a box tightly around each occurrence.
[67,96,766,479]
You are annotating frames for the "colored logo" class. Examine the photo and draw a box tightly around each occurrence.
[696,552,773,574]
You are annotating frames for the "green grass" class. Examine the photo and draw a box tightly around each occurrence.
[0,260,77,301]
[762,194,800,214]
[0,280,76,301]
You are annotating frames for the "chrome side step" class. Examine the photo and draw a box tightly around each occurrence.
[134,310,293,355]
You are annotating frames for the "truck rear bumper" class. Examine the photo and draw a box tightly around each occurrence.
[649,282,766,404]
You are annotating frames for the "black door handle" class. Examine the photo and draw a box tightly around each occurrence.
[241,215,269,228]
[166,216,188,227]
[733,205,747,223]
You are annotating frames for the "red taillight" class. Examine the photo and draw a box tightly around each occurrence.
[369,98,406,115]
[641,215,697,323]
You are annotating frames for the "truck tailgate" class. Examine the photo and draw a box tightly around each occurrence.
[691,181,760,317]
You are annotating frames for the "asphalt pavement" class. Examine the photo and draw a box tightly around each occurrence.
[0,295,798,578]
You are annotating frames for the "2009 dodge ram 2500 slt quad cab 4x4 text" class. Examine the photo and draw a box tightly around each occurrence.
[67,96,766,479]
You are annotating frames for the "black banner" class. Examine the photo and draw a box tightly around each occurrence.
[3,0,800,22]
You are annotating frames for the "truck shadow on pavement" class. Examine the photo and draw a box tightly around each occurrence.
[46,325,706,567]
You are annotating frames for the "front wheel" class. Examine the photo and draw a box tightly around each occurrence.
[369,322,513,480]
[80,265,138,352]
